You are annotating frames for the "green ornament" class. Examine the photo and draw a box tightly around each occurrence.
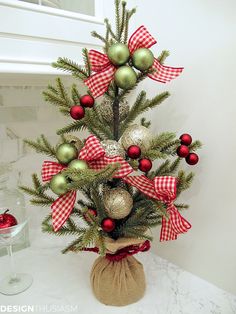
[56,143,78,165]
[107,43,130,65]
[114,66,137,90]
[68,159,89,171]
[50,173,68,196]
[132,48,154,71]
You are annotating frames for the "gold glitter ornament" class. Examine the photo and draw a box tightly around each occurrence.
[63,134,83,151]
[104,188,133,219]
[120,124,153,153]
[101,140,125,158]
[98,98,129,123]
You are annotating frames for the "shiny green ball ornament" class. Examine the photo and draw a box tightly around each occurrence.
[50,173,68,196]
[56,143,78,165]
[107,43,130,65]
[68,159,89,171]
[132,48,154,71]
[114,66,137,90]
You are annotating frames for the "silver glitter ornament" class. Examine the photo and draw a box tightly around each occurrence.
[97,98,129,123]
[120,124,153,153]
[104,188,133,219]
[101,140,125,158]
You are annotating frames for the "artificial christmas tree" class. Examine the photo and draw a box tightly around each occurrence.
[21,0,202,306]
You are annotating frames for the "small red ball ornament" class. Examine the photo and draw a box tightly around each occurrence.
[70,105,85,120]
[177,145,190,158]
[138,158,152,172]
[127,145,141,159]
[186,153,199,165]
[0,210,18,229]
[80,95,94,108]
[84,208,97,223]
[180,134,192,146]
[101,218,116,232]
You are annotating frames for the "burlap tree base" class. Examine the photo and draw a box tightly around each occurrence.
[90,238,146,306]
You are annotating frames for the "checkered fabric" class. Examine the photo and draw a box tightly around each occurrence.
[51,191,76,232]
[84,50,116,98]
[128,25,157,54]
[79,135,133,178]
[41,161,65,182]
[148,59,183,83]
[41,161,76,232]
[123,175,191,241]
[84,25,183,98]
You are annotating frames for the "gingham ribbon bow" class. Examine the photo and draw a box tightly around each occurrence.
[78,135,133,178]
[123,175,191,241]
[41,161,76,232]
[41,136,133,231]
[85,25,183,98]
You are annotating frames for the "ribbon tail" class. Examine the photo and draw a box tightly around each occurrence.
[84,65,116,98]
[51,191,76,232]
[148,58,183,83]
[160,206,191,241]
[41,161,65,182]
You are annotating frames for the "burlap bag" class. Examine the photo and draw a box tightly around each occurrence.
[90,237,146,306]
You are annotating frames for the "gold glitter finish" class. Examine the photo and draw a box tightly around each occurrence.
[104,188,133,219]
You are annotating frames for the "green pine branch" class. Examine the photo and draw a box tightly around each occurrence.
[52,57,88,80]
[24,135,56,158]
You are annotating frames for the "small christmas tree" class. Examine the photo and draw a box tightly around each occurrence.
[21,0,202,306]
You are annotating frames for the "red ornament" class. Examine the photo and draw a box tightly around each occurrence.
[84,208,97,222]
[138,158,152,172]
[177,145,189,158]
[0,210,18,229]
[186,153,199,165]
[127,145,141,159]
[101,218,115,232]
[70,105,85,120]
[80,95,94,108]
[180,134,192,146]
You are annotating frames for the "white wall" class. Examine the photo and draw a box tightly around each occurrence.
[104,0,236,294]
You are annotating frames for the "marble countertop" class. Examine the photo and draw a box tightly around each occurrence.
[0,240,236,314]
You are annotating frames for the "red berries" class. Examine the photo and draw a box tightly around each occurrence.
[127,145,141,159]
[80,95,94,108]
[70,105,85,120]
[70,94,94,120]
[177,133,199,166]
[186,153,199,165]
[180,134,192,146]
[177,145,189,158]
[138,158,152,172]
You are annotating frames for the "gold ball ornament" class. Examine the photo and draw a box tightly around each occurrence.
[104,188,133,219]
[132,48,154,71]
[97,98,129,123]
[56,143,78,165]
[50,173,68,196]
[107,43,130,65]
[63,135,83,151]
[68,159,89,171]
[114,66,137,90]
[120,124,153,153]
[101,140,125,158]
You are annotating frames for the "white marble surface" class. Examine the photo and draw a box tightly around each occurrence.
[0,239,236,314]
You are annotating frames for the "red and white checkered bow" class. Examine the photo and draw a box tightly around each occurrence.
[41,161,76,232]
[85,25,183,98]
[78,135,133,178]
[123,175,191,241]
